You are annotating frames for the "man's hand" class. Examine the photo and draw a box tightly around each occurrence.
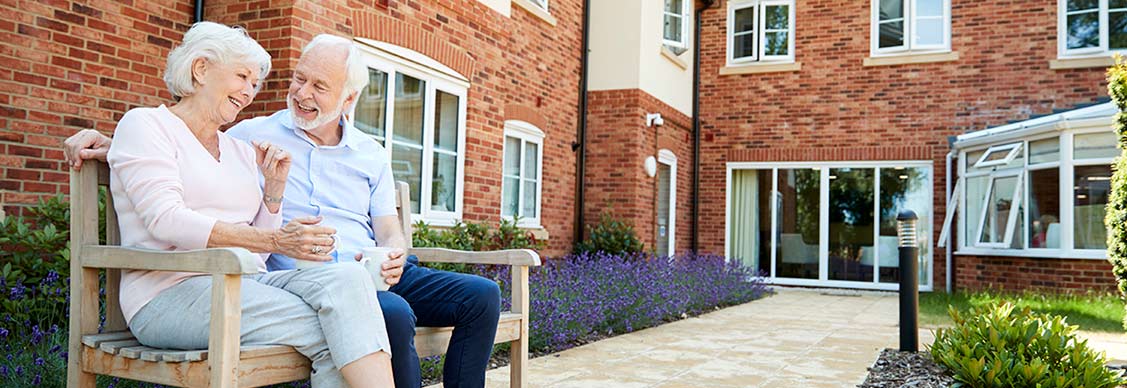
[355,248,406,288]
[63,129,112,169]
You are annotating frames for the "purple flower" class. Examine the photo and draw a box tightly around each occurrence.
[32,373,41,385]
[35,357,45,366]
[0,327,8,338]
[14,365,22,376]
[59,351,67,360]
[0,365,7,377]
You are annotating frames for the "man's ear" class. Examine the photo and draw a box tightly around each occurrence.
[191,57,209,88]
[342,90,359,112]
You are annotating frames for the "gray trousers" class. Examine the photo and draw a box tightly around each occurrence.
[129,262,392,388]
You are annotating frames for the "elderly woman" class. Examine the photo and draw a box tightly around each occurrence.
[107,22,393,387]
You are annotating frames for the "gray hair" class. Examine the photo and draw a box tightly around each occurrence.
[163,22,271,99]
[302,34,369,106]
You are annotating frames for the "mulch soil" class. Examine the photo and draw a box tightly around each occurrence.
[858,348,956,388]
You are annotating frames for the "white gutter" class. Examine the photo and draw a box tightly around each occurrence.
[945,150,954,294]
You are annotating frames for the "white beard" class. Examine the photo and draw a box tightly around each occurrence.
[288,95,347,130]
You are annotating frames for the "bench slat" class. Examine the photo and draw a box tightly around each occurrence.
[81,331,134,348]
[98,339,140,355]
[118,345,156,359]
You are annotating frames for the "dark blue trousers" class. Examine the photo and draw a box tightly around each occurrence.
[377,259,502,388]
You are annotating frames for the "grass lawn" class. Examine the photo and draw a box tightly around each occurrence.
[919,290,1126,332]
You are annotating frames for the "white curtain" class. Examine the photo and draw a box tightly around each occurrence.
[730,170,761,269]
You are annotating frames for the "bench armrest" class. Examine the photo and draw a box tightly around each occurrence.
[80,246,262,275]
[408,248,541,267]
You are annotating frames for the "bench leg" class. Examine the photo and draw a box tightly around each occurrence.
[509,337,528,388]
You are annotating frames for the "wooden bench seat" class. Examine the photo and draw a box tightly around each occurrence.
[66,161,540,387]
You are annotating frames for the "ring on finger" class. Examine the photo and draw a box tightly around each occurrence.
[311,245,323,254]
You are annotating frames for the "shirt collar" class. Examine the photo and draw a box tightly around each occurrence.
[278,109,361,150]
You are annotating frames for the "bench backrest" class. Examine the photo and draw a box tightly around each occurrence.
[70,160,128,333]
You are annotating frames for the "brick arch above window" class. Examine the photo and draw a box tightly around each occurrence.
[504,104,550,131]
[351,11,476,81]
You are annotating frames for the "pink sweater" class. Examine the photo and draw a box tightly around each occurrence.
[107,105,281,324]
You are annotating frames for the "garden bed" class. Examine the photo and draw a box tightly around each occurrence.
[858,349,954,388]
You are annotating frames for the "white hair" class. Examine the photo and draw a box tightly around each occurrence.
[302,34,369,107]
[163,22,271,99]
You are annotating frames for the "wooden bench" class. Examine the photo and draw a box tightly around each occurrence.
[66,160,540,387]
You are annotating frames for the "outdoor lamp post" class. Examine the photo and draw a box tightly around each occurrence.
[896,210,919,352]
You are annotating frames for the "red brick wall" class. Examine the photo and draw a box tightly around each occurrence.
[0,0,584,257]
[0,1,192,214]
[585,89,694,255]
[955,255,1116,293]
[697,0,1110,292]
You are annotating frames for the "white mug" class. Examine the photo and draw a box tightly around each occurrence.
[361,246,395,291]
[294,235,339,270]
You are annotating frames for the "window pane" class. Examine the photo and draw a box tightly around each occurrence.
[915,17,944,46]
[735,7,756,33]
[1111,10,1127,49]
[391,143,422,214]
[1067,12,1100,50]
[777,168,820,279]
[917,0,943,17]
[979,176,1018,245]
[522,180,537,218]
[1075,165,1111,249]
[504,137,520,177]
[734,33,757,59]
[764,32,789,56]
[523,142,538,180]
[355,68,388,140]
[965,175,988,245]
[664,15,683,43]
[393,74,425,146]
[828,168,875,282]
[730,169,772,276]
[656,163,672,257]
[1029,168,1061,249]
[879,0,903,21]
[431,153,456,212]
[1114,0,1127,8]
[1068,0,1098,11]
[879,21,905,48]
[764,5,788,30]
[1029,138,1061,164]
[665,0,682,14]
[878,167,931,284]
[1074,132,1118,159]
[433,90,459,152]
[502,177,519,217]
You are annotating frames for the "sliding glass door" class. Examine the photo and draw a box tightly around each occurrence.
[727,162,933,290]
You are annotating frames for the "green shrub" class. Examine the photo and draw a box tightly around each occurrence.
[0,195,71,287]
[573,212,644,256]
[412,217,545,273]
[930,302,1126,388]
[1107,56,1127,330]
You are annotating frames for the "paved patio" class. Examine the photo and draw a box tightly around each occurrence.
[428,288,1126,387]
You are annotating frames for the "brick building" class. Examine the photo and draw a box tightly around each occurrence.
[0,0,584,256]
[0,0,1121,293]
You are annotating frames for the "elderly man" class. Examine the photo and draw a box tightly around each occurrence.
[64,34,501,388]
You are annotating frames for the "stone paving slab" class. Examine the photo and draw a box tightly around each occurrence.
[426,288,1126,387]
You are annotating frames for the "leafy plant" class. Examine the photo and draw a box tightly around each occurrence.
[0,195,71,288]
[930,302,1126,388]
[412,217,546,273]
[1107,56,1127,330]
[573,212,644,256]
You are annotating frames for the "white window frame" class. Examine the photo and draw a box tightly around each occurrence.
[727,0,797,65]
[657,149,678,256]
[352,43,469,226]
[1057,0,1127,57]
[664,0,691,48]
[530,0,548,12]
[972,170,1025,249]
[724,160,935,292]
[955,128,1114,259]
[973,142,1023,168]
[870,0,952,56]
[501,120,545,228]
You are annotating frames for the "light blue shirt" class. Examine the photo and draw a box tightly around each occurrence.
[226,110,398,270]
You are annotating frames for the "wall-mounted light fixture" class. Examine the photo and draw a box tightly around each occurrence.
[646,113,664,127]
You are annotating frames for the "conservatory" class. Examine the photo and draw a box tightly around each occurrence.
[940,102,1118,260]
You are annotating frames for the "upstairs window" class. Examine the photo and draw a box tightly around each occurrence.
[664,0,691,48]
[871,0,950,55]
[1059,0,1127,57]
[728,0,796,64]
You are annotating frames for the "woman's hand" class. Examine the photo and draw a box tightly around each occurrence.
[63,129,112,169]
[272,216,337,262]
[253,140,291,186]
